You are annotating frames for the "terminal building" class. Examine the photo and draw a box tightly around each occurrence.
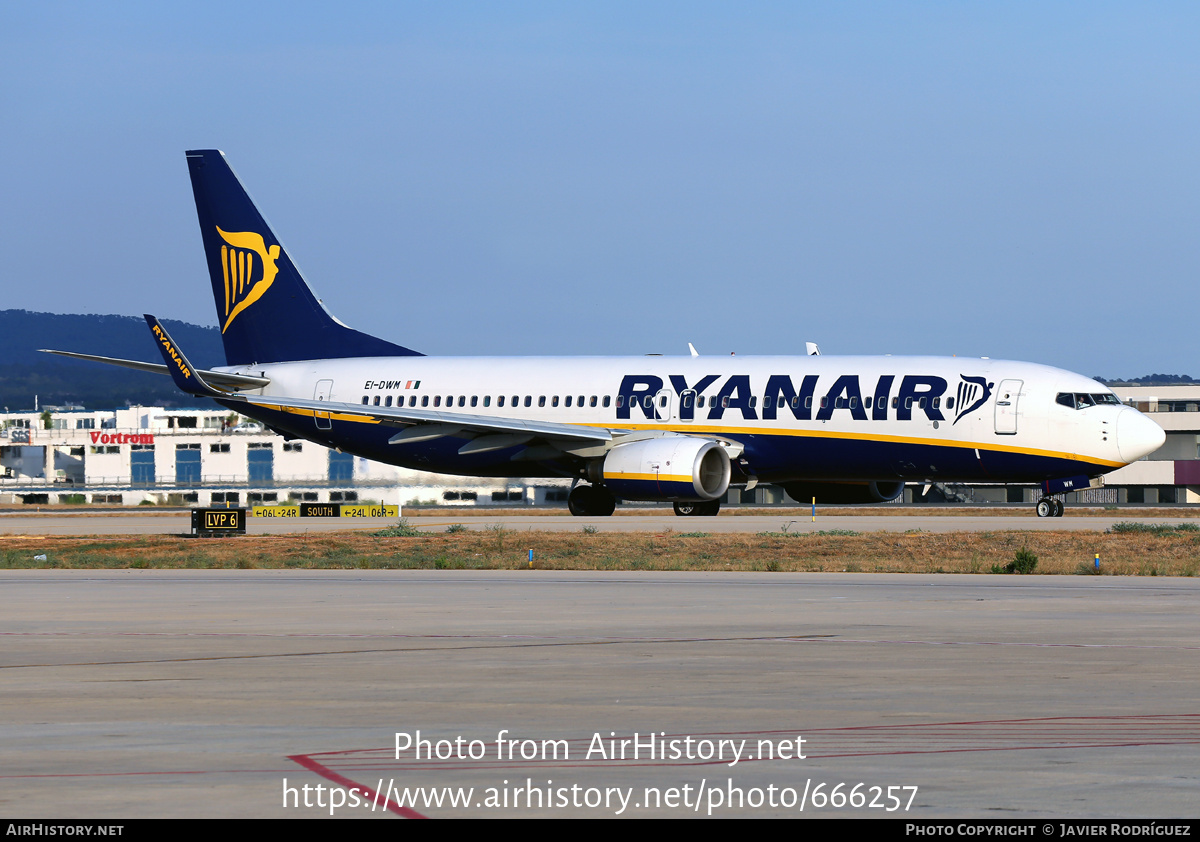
[0,405,569,507]
[1,385,1197,507]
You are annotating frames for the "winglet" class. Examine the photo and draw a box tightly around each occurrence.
[144,314,223,397]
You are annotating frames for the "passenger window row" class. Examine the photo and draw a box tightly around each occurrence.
[356,392,957,412]
[360,394,614,409]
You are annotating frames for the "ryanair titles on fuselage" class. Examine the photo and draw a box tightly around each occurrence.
[614,373,992,424]
[354,370,996,425]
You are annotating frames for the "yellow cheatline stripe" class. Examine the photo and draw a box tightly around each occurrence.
[604,472,693,483]
[600,421,1125,468]
[243,403,1124,469]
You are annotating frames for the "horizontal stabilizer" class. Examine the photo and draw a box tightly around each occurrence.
[40,349,270,391]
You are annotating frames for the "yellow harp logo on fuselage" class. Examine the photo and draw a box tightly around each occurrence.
[217,227,281,333]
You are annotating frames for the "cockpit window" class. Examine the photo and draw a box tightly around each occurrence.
[1057,392,1121,410]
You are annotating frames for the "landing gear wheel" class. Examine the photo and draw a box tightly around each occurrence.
[1036,498,1054,518]
[674,500,720,516]
[568,485,617,517]
[1053,498,1064,518]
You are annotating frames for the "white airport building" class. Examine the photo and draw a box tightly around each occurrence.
[0,405,570,507]
[0,384,1196,507]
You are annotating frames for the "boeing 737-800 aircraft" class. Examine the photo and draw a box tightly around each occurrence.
[45,150,1166,517]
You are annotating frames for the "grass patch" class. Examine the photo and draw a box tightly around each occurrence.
[373,519,421,537]
[1008,546,1038,574]
[1107,522,1200,535]
[1,528,1198,575]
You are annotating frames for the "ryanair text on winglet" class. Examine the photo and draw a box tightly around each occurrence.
[152,323,192,380]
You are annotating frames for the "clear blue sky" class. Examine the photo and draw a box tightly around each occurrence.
[2,2,1197,377]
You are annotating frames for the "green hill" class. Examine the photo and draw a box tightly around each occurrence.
[0,310,225,410]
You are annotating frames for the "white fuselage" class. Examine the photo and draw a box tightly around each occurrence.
[219,354,1165,485]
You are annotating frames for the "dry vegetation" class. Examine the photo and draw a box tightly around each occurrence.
[2,526,1198,576]
[397,506,1200,518]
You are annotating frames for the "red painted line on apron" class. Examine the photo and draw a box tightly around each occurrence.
[288,753,427,819]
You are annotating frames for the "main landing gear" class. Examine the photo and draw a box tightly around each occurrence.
[1036,497,1064,518]
[673,501,721,517]
[567,484,617,517]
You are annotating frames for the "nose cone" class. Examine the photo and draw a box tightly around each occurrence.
[1117,409,1166,463]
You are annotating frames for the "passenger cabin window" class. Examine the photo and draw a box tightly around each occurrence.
[564,396,572,407]
[524,396,532,408]
[385,396,392,407]
[434,396,441,407]
[470,396,478,407]
[458,396,465,407]
[498,396,505,407]
[483,396,491,407]
[552,396,559,407]
[373,396,380,406]
[422,396,429,407]
[539,396,546,407]
[590,396,598,407]
[603,396,611,408]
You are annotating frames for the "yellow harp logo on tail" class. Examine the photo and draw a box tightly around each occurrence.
[216,227,281,333]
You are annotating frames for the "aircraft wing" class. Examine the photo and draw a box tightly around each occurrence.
[39,349,271,392]
[234,393,617,447]
[135,314,616,449]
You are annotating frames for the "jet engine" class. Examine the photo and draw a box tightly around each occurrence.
[596,436,731,502]
[782,480,905,505]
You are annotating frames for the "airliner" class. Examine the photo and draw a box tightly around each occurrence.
[44,150,1166,517]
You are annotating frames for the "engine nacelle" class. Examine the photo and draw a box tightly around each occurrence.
[599,436,731,502]
[782,480,905,505]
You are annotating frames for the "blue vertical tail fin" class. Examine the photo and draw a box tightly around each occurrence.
[185,149,422,366]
